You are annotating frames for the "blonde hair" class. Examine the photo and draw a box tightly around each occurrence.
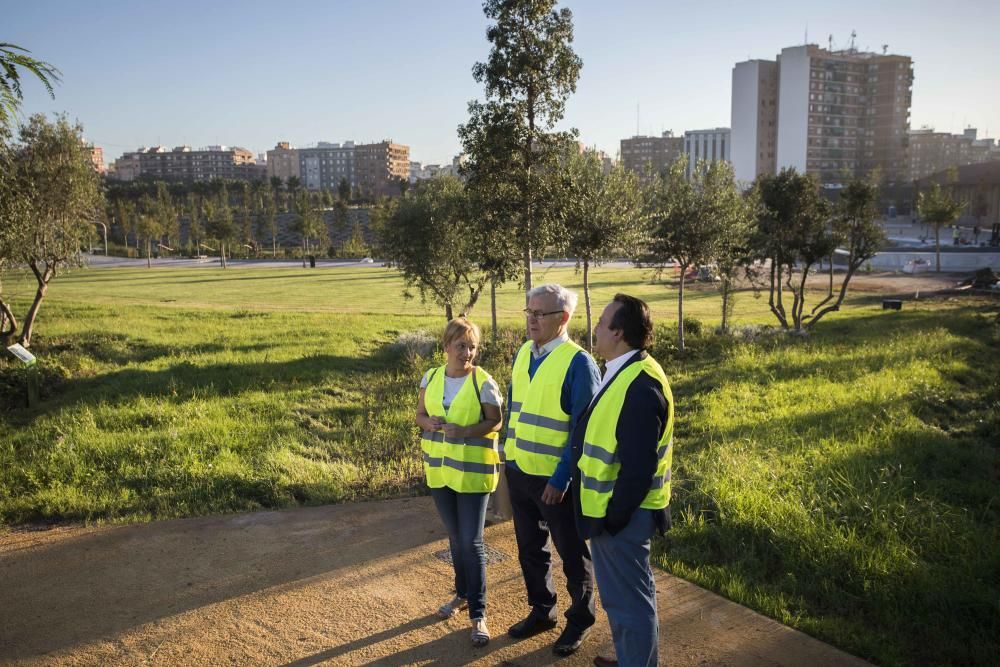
[442,317,481,350]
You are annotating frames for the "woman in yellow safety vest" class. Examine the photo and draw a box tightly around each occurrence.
[415,317,503,647]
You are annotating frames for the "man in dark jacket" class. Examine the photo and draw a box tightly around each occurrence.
[572,294,673,667]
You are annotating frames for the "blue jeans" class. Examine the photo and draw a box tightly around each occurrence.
[591,509,658,667]
[430,487,489,620]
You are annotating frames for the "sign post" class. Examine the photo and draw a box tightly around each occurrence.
[6,343,39,407]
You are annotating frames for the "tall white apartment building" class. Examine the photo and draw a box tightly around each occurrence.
[732,44,913,187]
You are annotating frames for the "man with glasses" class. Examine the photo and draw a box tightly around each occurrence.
[504,284,600,656]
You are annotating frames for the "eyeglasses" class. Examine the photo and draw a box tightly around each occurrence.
[523,309,564,320]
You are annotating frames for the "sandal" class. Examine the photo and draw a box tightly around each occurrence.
[436,595,467,619]
[471,617,490,647]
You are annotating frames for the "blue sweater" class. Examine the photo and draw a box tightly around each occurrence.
[506,347,600,491]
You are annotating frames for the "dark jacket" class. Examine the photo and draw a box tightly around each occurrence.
[571,351,671,540]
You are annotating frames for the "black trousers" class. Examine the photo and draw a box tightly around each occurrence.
[506,465,596,630]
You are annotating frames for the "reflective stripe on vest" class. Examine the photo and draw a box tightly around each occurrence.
[421,365,500,493]
[506,339,582,477]
[578,355,674,518]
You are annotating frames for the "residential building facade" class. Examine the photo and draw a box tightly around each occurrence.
[731,59,778,183]
[298,141,356,191]
[908,128,1000,181]
[684,128,730,178]
[111,145,261,182]
[355,141,410,198]
[266,142,300,184]
[621,131,684,179]
[732,43,913,187]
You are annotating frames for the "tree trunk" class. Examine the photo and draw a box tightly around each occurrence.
[828,254,834,297]
[0,297,17,344]
[677,265,687,351]
[302,238,307,268]
[272,236,276,258]
[146,238,152,269]
[20,264,52,348]
[720,280,730,334]
[583,260,593,351]
[935,225,941,272]
[221,243,227,269]
[490,279,497,350]
[523,245,533,336]
[445,303,453,321]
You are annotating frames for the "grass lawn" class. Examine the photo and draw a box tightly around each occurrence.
[1,263,998,665]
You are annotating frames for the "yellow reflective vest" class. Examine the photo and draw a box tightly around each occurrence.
[578,354,674,518]
[505,339,583,477]
[421,365,500,493]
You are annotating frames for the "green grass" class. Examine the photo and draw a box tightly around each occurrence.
[1,264,998,665]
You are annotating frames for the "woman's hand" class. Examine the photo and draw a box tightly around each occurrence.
[442,422,466,439]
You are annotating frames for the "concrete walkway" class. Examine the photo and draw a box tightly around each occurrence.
[0,498,869,666]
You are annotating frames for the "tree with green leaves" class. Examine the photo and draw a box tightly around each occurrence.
[645,157,750,349]
[375,176,488,319]
[184,191,204,255]
[135,194,162,268]
[204,186,235,268]
[154,182,178,256]
[1,43,60,131]
[917,182,964,272]
[0,114,103,346]
[560,149,643,349]
[802,175,886,327]
[461,0,582,302]
[338,177,351,203]
[751,168,835,332]
[290,191,327,267]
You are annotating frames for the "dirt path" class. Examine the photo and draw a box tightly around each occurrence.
[1,498,868,666]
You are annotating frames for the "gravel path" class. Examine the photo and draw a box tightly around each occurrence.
[1,498,868,666]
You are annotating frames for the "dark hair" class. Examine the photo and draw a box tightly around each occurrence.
[609,293,654,350]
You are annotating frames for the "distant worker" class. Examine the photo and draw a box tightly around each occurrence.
[415,317,503,647]
[953,225,961,246]
[973,225,981,245]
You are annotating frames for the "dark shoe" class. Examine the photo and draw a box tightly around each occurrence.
[593,656,618,667]
[553,625,591,656]
[508,609,558,639]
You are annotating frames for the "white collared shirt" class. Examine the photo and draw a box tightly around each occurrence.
[595,349,639,396]
[532,331,569,360]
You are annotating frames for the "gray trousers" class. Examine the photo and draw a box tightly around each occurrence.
[591,509,658,667]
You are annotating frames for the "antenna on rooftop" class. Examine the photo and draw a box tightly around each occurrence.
[882,44,889,54]
[849,30,857,52]
[804,23,808,45]
[828,34,833,51]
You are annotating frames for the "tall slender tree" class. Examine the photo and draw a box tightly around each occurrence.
[0,43,60,131]
[462,0,582,303]
[917,182,964,272]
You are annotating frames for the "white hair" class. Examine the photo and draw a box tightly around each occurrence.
[527,283,578,317]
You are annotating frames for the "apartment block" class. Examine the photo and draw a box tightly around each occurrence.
[684,128,730,178]
[266,142,300,184]
[732,43,913,186]
[908,127,1000,181]
[84,143,106,174]
[621,131,684,179]
[299,141,356,191]
[731,60,778,182]
[355,141,410,198]
[111,145,261,182]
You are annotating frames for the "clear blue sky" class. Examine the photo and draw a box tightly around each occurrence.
[7,0,999,165]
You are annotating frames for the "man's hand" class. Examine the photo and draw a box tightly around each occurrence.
[541,483,565,505]
[443,422,466,439]
[428,416,446,431]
